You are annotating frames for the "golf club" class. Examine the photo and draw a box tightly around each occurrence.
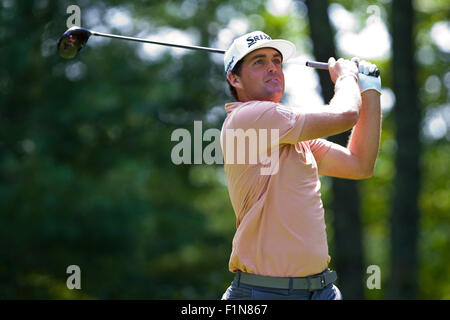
[57,26,380,77]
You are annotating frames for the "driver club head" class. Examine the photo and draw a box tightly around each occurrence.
[57,26,92,59]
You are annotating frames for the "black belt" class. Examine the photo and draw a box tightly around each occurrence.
[237,269,337,291]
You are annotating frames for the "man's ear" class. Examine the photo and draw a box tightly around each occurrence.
[227,72,243,89]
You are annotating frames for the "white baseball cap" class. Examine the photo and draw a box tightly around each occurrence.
[224,31,296,75]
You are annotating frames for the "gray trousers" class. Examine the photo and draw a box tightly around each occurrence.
[222,270,343,300]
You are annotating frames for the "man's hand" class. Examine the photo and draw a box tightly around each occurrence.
[328,57,359,84]
[351,57,382,94]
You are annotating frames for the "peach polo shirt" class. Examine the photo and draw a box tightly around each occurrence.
[220,100,333,277]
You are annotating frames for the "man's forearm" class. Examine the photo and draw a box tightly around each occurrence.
[330,76,362,117]
[347,90,381,177]
[297,76,362,141]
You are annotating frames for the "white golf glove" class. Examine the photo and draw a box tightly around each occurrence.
[351,57,381,94]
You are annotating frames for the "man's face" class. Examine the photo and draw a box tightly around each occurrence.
[230,48,285,103]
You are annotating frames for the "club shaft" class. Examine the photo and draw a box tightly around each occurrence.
[91,31,226,54]
[89,30,332,71]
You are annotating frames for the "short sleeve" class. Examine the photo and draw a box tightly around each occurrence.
[308,138,333,164]
[230,101,305,145]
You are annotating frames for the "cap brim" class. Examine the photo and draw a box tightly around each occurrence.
[247,39,297,62]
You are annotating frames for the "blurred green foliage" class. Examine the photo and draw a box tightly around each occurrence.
[0,0,448,299]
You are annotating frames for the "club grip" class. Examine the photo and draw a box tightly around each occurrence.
[305,60,380,77]
[305,61,328,70]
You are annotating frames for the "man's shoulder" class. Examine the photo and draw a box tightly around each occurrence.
[226,99,278,106]
[227,100,285,115]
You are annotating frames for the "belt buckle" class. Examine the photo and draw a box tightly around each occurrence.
[310,274,326,291]
[320,275,326,288]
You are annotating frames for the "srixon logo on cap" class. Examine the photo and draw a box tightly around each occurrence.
[225,56,235,74]
[247,34,271,48]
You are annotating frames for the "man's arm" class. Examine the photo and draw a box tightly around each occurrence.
[296,57,362,141]
[317,60,382,180]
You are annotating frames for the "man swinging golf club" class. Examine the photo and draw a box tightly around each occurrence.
[220,31,381,300]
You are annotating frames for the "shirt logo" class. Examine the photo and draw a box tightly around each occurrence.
[246,34,272,48]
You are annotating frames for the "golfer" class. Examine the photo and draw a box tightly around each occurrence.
[220,31,381,300]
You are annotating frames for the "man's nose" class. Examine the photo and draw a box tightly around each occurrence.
[267,61,278,73]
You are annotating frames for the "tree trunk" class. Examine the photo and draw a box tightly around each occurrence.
[304,0,365,299]
[390,0,421,299]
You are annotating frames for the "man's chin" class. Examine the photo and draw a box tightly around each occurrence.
[265,89,284,102]
[247,89,284,102]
